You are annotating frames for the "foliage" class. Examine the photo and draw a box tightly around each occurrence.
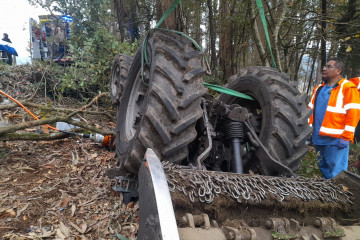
[295,147,323,178]
[28,0,139,99]
[64,30,138,97]
[27,0,360,96]
[297,143,360,178]
[349,143,360,174]
[324,229,345,238]
[271,230,299,240]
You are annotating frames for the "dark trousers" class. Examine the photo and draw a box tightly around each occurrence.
[1,51,12,65]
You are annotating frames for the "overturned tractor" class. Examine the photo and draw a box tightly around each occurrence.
[109,29,360,240]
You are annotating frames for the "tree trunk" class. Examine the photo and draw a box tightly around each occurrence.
[306,41,320,96]
[250,2,269,67]
[112,0,130,42]
[159,0,183,31]
[219,0,233,81]
[194,1,202,46]
[320,0,327,69]
[272,0,287,72]
[207,0,217,70]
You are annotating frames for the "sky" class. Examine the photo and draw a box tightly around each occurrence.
[0,0,49,64]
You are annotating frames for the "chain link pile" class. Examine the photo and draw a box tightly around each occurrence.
[162,162,353,205]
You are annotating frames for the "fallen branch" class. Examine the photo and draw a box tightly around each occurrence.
[0,101,115,117]
[0,93,115,139]
[0,130,82,141]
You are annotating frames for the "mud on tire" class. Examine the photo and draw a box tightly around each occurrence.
[110,54,134,105]
[115,29,207,174]
[219,67,312,171]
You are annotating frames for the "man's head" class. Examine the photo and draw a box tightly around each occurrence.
[322,57,344,81]
[3,33,8,39]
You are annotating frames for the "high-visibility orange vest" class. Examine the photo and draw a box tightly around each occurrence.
[349,77,360,90]
[308,78,360,142]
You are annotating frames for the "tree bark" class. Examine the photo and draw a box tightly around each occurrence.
[219,0,233,82]
[207,0,217,70]
[306,41,320,95]
[272,0,287,72]
[159,0,183,31]
[194,1,202,46]
[112,0,130,42]
[250,2,269,67]
[320,0,327,68]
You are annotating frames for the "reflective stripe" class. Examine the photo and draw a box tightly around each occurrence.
[335,79,348,108]
[309,124,313,127]
[308,102,314,109]
[319,126,343,135]
[345,125,356,132]
[326,106,346,114]
[344,103,360,111]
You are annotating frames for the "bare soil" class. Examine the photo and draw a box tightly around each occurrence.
[0,137,139,239]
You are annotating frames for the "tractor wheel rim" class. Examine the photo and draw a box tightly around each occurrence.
[125,71,147,140]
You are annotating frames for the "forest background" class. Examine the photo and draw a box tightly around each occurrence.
[21,0,360,100]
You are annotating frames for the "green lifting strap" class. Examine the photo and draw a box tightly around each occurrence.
[141,0,255,101]
[204,83,254,101]
[154,0,182,29]
[255,0,277,69]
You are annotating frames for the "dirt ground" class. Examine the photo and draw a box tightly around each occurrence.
[1,67,359,239]
[0,79,139,240]
[0,137,139,239]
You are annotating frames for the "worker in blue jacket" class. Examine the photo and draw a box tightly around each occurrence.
[2,33,13,65]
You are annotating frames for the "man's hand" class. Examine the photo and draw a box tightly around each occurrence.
[337,139,349,149]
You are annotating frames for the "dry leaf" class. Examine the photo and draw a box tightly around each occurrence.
[81,222,87,233]
[60,196,72,210]
[41,230,55,238]
[342,185,349,192]
[127,201,134,209]
[43,163,55,169]
[0,177,11,183]
[0,208,16,219]
[90,153,98,159]
[16,203,30,217]
[56,228,66,239]
[24,128,37,132]
[71,204,76,217]
[100,157,107,166]
[70,221,86,234]
[23,215,28,221]
[59,222,70,237]
[41,125,49,134]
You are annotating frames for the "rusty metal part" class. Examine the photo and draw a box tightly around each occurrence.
[265,218,300,239]
[227,106,250,122]
[196,99,213,170]
[112,176,138,204]
[177,218,360,240]
[314,217,345,239]
[181,213,211,229]
[138,149,360,240]
[163,162,353,205]
[244,121,295,177]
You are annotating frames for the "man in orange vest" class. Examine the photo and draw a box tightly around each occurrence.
[308,58,360,178]
[349,76,360,174]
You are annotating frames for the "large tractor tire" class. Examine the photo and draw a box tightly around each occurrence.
[115,29,207,174]
[110,54,134,105]
[218,67,312,171]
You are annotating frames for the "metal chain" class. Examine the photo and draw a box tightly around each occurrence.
[162,162,353,204]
